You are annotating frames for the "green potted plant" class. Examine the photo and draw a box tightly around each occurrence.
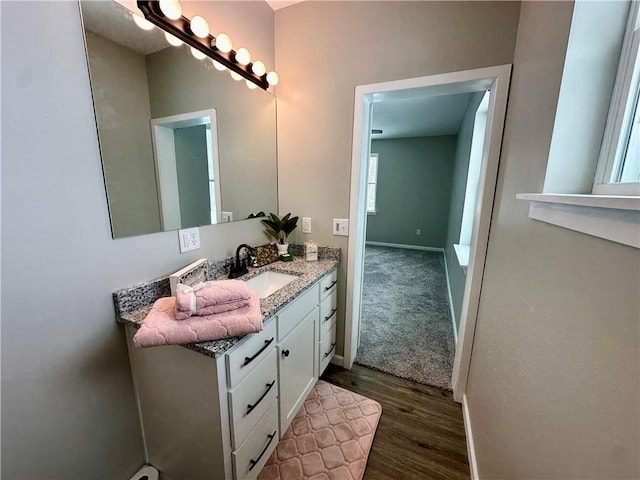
[261,212,299,255]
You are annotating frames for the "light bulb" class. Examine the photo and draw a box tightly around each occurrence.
[266,71,279,86]
[246,80,258,90]
[132,13,154,31]
[190,47,206,60]
[190,16,209,38]
[230,71,243,81]
[164,31,182,47]
[235,48,251,66]
[213,61,226,71]
[215,33,232,53]
[159,0,182,20]
[251,60,266,77]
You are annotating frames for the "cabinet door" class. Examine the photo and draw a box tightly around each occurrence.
[278,307,318,433]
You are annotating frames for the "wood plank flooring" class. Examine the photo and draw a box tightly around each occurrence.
[321,364,470,480]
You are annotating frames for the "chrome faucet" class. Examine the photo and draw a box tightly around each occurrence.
[229,244,256,279]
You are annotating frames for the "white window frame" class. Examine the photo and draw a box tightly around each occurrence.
[593,1,640,195]
[518,1,640,249]
[366,153,378,214]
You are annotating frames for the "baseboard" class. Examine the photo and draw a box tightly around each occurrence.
[442,251,458,344]
[365,241,444,252]
[330,354,344,367]
[462,394,480,480]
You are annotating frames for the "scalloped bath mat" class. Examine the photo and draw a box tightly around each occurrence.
[258,380,382,480]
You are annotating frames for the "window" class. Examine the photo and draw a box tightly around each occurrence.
[594,2,640,195]
[366,153,378,214]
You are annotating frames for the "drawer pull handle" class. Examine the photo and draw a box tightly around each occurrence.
[243,337,274,367]
[249,430,277,471]
[281,349,290,358]
[324,280,337,291]
[324,342,336,358]
[246,380,276,415]
[324,308,337,322]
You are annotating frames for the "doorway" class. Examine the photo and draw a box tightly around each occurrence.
[344,65,512,401]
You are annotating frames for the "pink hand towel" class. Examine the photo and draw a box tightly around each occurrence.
[175,279,252,320]
[134,291,262,348]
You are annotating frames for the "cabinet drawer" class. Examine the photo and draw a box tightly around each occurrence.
[228,349,278,449]
[319,325,337,376]
[320,289,337,337]
[233,402,279,480]
[320,269,338,298]
[226,320,276,388]
[277,283,319,340]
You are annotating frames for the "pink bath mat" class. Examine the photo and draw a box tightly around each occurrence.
[258,380,382,480]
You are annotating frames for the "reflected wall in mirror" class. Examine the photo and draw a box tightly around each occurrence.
[79,1,278,238]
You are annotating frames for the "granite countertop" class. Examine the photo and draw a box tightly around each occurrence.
[116,255,339,359]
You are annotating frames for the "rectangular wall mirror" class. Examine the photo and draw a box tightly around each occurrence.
[79,0,278,238]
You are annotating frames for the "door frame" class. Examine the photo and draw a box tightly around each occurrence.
[344,65,511,401]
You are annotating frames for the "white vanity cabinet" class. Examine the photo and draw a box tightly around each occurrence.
[124,267,338,480]
[318,269,338,375]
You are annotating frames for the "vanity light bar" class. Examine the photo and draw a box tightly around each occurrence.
[136,0,271,90]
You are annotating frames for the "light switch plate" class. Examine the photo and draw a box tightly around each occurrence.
[332,218,349,236]
[178,227,200,253]
[302,217,312,233]
[221,211,233,223]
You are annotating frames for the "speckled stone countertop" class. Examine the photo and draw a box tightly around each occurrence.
[114,248,339,359]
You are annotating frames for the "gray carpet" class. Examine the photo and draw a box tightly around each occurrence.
[355,245,455,390]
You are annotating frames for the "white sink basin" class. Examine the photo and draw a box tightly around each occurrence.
[245,271,299,299]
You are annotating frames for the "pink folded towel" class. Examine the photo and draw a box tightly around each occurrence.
[175,279,252,320]
[133,291,262,348]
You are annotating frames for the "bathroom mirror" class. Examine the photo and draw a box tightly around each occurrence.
[79,0,278,238]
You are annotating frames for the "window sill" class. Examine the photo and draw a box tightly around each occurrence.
[516,193,640,248]
[453,244,469,274]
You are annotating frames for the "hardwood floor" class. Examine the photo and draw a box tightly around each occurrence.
[321,364,470,480]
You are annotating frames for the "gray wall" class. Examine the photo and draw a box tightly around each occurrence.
[85,31,161,237]
[444,92,484,331]
[175,125,211,228]
[275,1,521,355]
[1,1,274,478]
[367,136,457,248]
[466,2,639,478]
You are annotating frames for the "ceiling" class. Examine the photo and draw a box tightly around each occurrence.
[266,1,306,11]
[371,91,473,140]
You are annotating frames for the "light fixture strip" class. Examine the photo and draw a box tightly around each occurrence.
[137,0,269,90]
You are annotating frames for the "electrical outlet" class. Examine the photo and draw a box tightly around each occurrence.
[332,218,349,236]
[416,229,421,235]
[302,217,312,233]
[178,227,200,253]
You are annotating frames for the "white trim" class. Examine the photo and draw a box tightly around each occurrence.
[462,394,480,480]
[594,2,640,192]
[453,243,470,273]
[365,241,444,252]
[345,66,512,409]
[330,354,344,368]
[516,193,640,210]
[517,194,640,248]
[442,251,458,344]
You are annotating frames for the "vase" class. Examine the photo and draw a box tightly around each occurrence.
[276,243,289,255]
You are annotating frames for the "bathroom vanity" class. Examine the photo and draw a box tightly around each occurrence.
[114,250,339,479]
